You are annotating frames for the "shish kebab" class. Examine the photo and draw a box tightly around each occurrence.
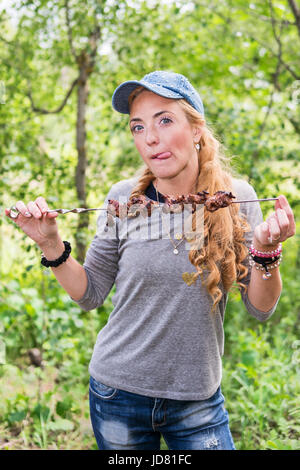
[9,191,278,220]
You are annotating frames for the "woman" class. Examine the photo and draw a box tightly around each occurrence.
[5,71,296,450]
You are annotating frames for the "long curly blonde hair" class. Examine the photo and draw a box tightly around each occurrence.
[128,86,251,313]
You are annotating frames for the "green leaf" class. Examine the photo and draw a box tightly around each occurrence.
[47,418,74,432]
[7,410,27,424]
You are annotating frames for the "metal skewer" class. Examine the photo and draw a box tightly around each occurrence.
[8,197,279,219]
[8,206,108,218]
[46,207,107,214]
[232,197,279,203]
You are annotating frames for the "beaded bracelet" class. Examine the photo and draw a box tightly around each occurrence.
[249,242,282,258]
[41,241,72,267]
[248,254,282,279]
[248,249,282,280]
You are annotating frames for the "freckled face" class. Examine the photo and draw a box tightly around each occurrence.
[129,90,199,179]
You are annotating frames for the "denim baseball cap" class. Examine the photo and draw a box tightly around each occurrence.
[112,71,204,116]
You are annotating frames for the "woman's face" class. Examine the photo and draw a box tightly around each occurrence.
[129,90,201,181]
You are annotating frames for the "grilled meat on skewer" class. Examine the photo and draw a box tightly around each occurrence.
[204,191,236,212]
[107,195,159,219]
[105,191,235,226]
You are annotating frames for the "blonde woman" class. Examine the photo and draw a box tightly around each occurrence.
[5,71,296,450]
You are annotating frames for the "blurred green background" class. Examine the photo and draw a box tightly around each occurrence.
[0,0,299,450]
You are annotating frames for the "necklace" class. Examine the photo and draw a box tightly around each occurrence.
[154,181,186,255]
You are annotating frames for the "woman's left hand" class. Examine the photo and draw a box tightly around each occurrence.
[253,195,296,248]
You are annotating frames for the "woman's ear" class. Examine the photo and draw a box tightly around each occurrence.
[192,126,202,144]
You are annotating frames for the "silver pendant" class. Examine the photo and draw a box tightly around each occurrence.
[173,248,179,255]
[262,272,272,280]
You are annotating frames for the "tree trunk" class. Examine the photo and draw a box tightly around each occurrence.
[75,51,90,264]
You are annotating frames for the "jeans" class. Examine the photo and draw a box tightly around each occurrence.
[89,376,236,450]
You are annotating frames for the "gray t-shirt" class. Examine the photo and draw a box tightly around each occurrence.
[71,177,280,400]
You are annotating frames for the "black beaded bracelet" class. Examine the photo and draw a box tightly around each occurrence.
[250,254,281,265]
[41,241,71,268]
[248,252,282,279]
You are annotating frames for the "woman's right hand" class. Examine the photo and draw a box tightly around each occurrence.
[5,197,60,249]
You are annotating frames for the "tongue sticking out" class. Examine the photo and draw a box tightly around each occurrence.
[154,152,171,160]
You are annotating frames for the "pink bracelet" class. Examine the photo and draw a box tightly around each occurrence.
[249,242,282,258]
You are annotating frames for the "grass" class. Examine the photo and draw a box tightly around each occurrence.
[0,363,96,450]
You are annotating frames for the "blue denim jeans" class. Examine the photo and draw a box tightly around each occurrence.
[89,376,236,450]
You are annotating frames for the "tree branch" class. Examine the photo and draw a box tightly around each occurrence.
[246,12,296,27]
[27,76,79,114]
[267,0,300,80]
[242,32,300,81]
[268,0,284,84]
[193,1,300,81]
[249,2,284,151]
[87,24,101,68]
[288,0,300,38]
[269,0,284,44]
[250,53,282,166]
[65,0,78,61]
[289,116,300,134]
[0,34,14,46]
[254,71,279,141]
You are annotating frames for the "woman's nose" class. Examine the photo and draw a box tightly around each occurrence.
[145,126,159,145]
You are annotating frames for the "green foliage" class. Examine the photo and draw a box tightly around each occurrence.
[0,364,92,449]
[0,0,299,450]
[223,236,300,450]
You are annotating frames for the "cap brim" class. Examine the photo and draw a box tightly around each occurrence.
[112,80,182,114]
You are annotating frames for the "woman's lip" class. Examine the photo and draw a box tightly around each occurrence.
[152,152,171,160]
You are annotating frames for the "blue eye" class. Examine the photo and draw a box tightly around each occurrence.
[160,117,172,124]
[130,116,172,134]
[131,124,143,133]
